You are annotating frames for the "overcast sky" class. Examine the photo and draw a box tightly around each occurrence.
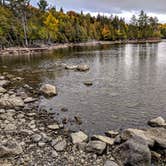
[31,0,166,23]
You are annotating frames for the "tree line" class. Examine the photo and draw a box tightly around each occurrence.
[0,0,165,48]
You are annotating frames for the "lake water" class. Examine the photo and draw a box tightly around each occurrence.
[1,41,166,134]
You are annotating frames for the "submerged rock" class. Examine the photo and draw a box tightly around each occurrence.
[40,84,57,97]
[71,131,88,144]
[148,117,166,127]
[113,136,151,166]
[86,141,106,155]
[77,64,89,72]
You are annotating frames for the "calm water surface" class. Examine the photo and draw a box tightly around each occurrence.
[1,41,166,134]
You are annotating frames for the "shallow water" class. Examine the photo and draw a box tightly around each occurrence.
[1,41,166,134]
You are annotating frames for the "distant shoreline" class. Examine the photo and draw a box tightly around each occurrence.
[0,39,161,56]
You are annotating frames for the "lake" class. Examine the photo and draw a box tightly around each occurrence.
[1,41,166,134]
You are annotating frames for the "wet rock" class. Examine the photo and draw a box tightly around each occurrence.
[47,123,59,130]
[77,64,89,72]
[24,97,37,103]
[92,135,114,145]
[0,141,23,157]
[0,96,24,108]
[148,117,166,127]
[65,65,78,70]
[53,139,67,152]
[84,81,93,86]
[0,87,7,93]
[71,131,88,144]
[105,130,119,138]
[86,141,106,155]
[0,80,10,87]
[40,84,57,97]
[113,136,151,166]
[104,160,119,166]
[31,134,42,143]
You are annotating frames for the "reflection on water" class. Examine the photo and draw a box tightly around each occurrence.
[0,41,166,134]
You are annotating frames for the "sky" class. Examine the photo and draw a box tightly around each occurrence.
[31,0,166,23]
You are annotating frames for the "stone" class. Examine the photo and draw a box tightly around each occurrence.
[84,81,93,86]
[53,139,67,152]
[38,142,46,147]
[40,84,57,97]
[31,134,42,142]
[105,130,119,138]
[65,65,78,70]
[51,150,58,158]
[92,135,114,145]
[60,107,68,112]
[0,141,23,157]
[151,151,161,160]
[24,97,37,103]
[148,117,166,127]
[71,131,88,144]
[104,160,119,166]
[4,123,16,131]
[113,136,151,166]
[86,141,106,155]
[0,76,5,80]
[0,96,24,108]
[47,124,59,130]
[0,80,10,87]
[77,64,90,72]
[0,87,7,93]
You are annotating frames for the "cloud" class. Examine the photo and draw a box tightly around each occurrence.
[32,0,166,22]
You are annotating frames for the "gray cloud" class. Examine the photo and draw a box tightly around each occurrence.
[46,0,166,14]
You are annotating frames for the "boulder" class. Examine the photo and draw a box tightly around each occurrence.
[40,84,57,96]
[0,141,23,157]
[113,136,151,166]
[71,131,88,144]
[86,140,106,155]
[77,64,89,72]
[92,135,114,145]
[148,117,166,127]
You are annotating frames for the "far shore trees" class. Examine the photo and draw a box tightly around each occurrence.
[0,1,163,48]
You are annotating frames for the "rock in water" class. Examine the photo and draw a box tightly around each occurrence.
[77,64,89,72]
[40,84,57,97]
[148,117,166,127]
[71,131,88,144]
[113,136,151,166]
[86,141,106,155]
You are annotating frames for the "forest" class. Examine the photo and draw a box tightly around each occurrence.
[0,0,166,48]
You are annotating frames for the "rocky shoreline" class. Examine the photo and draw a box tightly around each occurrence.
[0,72,166,166]
[0,39,161,56]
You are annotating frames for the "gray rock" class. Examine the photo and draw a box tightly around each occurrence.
[104,160,119,166]
[24,97,37,103]
[77,64,89,72]
[47,123,59,130]
[0,87,7,93]
[31,134,42,142]
[86,141,106,155]
[105,130,119,138]
[40,84,57,96]
[0,96,24,108]
[53,139,67,152]
[0,80,10,87]
[92,135,114,145]
[71,131,88,144]
[51,150,58,158]
[113,136,151,166]
[38,142,46,147]
[0,141,23,157]
[148,117,166,127]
